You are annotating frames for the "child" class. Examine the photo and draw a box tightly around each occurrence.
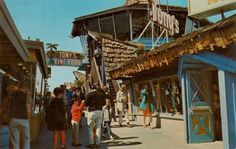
[70,94,85,146]
[47,87,67,149]
[102,99,114,141]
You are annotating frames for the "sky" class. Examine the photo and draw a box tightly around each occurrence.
[4,0,235,91]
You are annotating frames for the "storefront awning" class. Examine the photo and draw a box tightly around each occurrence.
[24,40,49,78]
[0,1,29,64]
[178,51,236,78]
[109,14,236,79]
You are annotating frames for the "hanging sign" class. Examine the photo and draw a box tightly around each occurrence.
[46,50,83,67]
[151,0,179,36]
[188,0,236,18]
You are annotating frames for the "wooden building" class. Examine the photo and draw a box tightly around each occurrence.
[80,31,139,97]
[110,14,236,148]
[0,0,50,145]
[72,2,189,41]
[24,39,49,114]
[0,1,30,103]
[71,0,203,98]
[71,0,212,120]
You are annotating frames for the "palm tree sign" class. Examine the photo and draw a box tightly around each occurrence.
[46,43,59,51]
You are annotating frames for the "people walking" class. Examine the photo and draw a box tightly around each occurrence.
[70,95,85,146]
[9,86,32,149]
[47,87,67,149]
[103,86,116,122]
[1,84,18,125]
[42,91,52,123]
[60,85,73,127]
[116,84,131,127]
[102,99,115,141]
[140,84,154,128]
[85,84,106,148]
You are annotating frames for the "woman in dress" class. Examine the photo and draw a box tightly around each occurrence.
[140,84,154,128]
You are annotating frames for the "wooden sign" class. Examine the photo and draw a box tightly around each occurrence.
[46,50,83,67]
[188,0,236,18]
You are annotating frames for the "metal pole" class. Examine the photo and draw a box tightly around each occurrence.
[152,21,154,49]
[137,20,152,40]
[166,0,169,13]
[166,29,169,43]
[98,17,101,32]
[221,9,225,19]
[112,14,117,39]
[129,11,133,40]
[153,28,166,48]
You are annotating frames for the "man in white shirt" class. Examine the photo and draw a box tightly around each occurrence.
[116,84,131,127]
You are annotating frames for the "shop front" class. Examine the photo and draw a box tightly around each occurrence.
[0,1,31,148]
[179,51,236,148]
[24,39,49,143]
[110,14,236,147]
[0,0,30,114]
[135,76,182,115]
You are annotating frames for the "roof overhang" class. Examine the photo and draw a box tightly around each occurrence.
[109,14,236,79]
[0,1,29,64]
[71,4,187,37]
[178,51,236,77]
[24,40,49,78]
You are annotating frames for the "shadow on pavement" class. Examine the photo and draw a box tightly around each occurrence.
[102,131,141,148]
[104,140,142,147]
[112,133,138,140]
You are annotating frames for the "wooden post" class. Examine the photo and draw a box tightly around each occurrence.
[98,17,101,32]
[112,14,117,39]
[181,72,189,143]
[218,70,236,149]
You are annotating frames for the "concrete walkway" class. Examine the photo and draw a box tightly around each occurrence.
[32,118,223,149]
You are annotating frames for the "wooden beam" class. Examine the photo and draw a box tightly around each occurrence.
[0,58,23,64]
[112,14,117,39]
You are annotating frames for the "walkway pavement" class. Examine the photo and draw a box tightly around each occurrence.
[32,118,223,149]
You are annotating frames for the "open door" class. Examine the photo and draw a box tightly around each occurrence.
[185,70,214,143]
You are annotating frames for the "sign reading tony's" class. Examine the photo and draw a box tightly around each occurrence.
[46,50,83,67]
[151,0,179,36]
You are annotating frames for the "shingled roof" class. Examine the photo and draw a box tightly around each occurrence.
[109,14,236,79]
[88,31,139,79]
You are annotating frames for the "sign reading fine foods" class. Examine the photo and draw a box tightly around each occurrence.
[46,50,83,67]
[151,0,179,36]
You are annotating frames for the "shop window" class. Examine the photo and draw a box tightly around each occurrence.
[152,78,182,115]
[190,74,207,102]
[33,64,43,114]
